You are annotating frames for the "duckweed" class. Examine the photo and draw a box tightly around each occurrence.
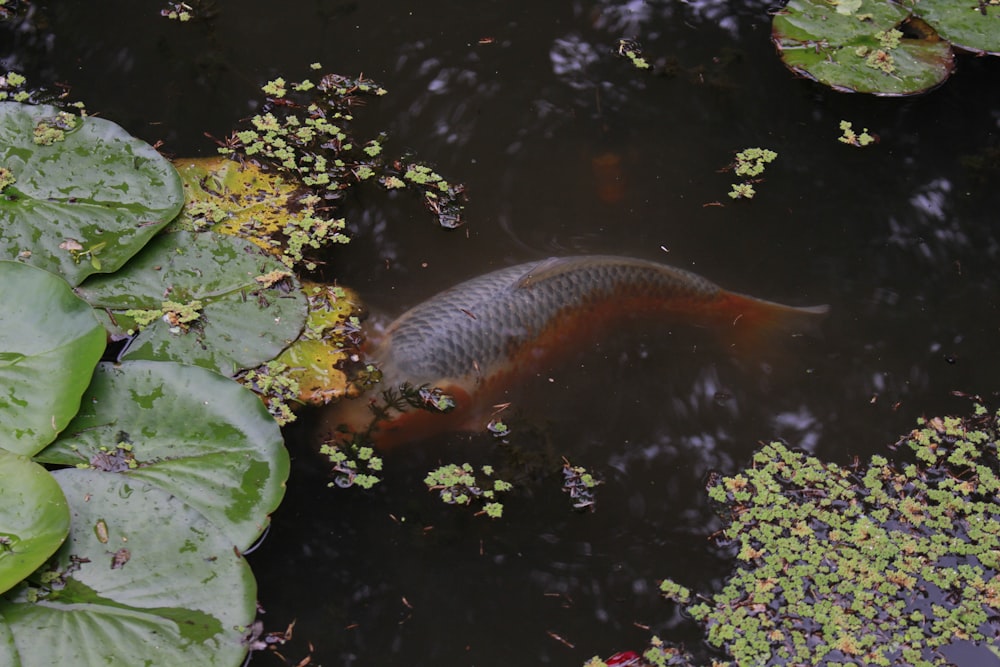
[591,401,1000,666]
[218,67,465,230]
[424,462,513,519]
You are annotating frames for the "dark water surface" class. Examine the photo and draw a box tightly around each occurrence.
[6,1,1000,665]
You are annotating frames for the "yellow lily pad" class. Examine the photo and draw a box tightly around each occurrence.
[171,157,349,269]
[274,281,366,406]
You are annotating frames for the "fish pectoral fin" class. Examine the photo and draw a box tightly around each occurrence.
[371,383,476,448]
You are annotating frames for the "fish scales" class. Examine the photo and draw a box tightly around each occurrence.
[324,254,827,448]
[377,256,723,384]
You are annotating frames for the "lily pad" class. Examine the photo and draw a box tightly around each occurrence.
[914,0,1000,55]
[36,360,289,550]
[773,0,956,95]
[76,231,307,377]
[0,450,70,596]
[0,261,105,456]
[0,469,255,667]
[0,102,184,285]
[171,156,350,270]
[275,282,364,405]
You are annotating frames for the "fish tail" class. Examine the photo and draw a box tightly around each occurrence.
[711,290,829,353]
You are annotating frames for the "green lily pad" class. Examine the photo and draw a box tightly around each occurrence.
[0,469,255,667]
[914,0,1000,55]
[0,450,70,596]
[76,231,307,377]
[773,0,956,95]
[0,261,105,456]
[0,102,184,285]
[36,360,289,550]
[0,617,17,667]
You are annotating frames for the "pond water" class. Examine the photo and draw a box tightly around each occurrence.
[5,1,1000,665]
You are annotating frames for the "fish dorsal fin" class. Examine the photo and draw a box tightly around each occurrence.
[514,256,611,289]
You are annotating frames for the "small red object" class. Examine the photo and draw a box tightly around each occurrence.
[606,651,641,666]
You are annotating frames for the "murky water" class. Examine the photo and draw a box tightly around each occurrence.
[6,1,1000,664]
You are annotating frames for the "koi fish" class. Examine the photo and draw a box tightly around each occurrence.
[324,255,827,448]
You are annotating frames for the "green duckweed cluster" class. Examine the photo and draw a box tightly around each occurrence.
[631,402,1000,667]
[856,28,904,75]
[1,67,86,110]
[122,299,204,336]
[838,120,876,148]
[617,39,652,70]
[424,463,512,519]
[0,165,14,191]
[220,66,465,231]
[31,110,76,145]
[0,70,30,103]
[237,360,302,426]
[727,147,777,200]
[320,441,383,490]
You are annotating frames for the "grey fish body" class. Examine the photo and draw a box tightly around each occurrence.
[327,254,827,447]
[374,255,801,388]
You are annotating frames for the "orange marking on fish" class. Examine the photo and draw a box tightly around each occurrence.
[321,256,827,448]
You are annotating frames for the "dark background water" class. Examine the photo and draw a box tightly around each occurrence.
[5,1,1000,665]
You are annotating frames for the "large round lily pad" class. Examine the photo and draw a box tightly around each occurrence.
[772,0,956,95]
[0,102,184,285]
[36,360,289,551]
[0,469,255,667]
[0,450,69,597]
[0,261,105,456]
[76,231,308,377]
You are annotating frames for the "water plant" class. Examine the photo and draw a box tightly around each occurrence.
[216,67,466,231]
[320,441,384,490]
[772,0,999,96]
[588,400,1000,666]
[424,463,513,519]
[727,147,777,200]
[0,261,287,666]
[617,39,652,70]
[160,1,214,22]
[0,100,292,666]
[0,59,472,661]
[838,120,876,147]
[0,102,183,285]
[561,459,603,511]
